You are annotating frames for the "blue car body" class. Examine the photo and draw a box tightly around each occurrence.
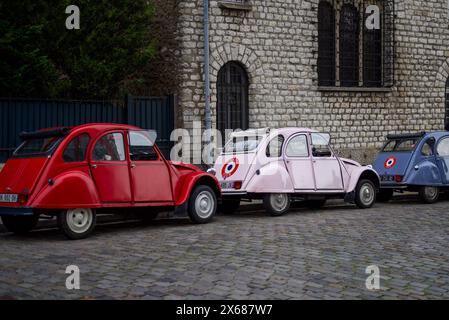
[373,131,449,189]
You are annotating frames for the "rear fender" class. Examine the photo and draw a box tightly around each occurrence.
[245,161,294,193]
[405,160,442,185]
[31,171,101,209]
[347,167,380,193]
[174,172,220,206]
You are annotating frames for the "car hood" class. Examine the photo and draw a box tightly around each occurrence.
[340,158,361,167]
[170,161,201,173]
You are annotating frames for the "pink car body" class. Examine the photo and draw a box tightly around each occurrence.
[210,128,380,215]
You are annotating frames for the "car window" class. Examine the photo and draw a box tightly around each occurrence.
[129,131,158,161]
[63,134,90,162]
[224,136,263,154]
[437,137,449,157]
[421,139,434,157]
[266,135,284,158]
[92,133,125,161]
[14,137,62,157]
[311,133,332,157]
[286,135,309,157]
[383,138,421,152]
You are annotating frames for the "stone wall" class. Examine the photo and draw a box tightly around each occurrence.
[175,0,449,164]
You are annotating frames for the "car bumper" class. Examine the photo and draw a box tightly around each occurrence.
[221,190,248,196]
[0,206,34,217]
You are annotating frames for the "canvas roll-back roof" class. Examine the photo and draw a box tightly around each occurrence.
[386,132,426,140]
[19,127,71,140]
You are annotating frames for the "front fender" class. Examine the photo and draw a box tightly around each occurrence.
[346,167,380,193]
[174,172,220,206]
[245,161,294,193]
[405,160,442,186]
[31,171,101,209]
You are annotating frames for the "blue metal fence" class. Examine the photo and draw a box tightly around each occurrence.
[0,95,175,162]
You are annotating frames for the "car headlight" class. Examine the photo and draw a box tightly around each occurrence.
[207,168,216,176]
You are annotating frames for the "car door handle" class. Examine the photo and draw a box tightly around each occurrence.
[91,164,97,169]
[130,164,136,169]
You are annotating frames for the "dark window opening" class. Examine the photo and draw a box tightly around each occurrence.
[318,1,336,86]
[363,8,382,87]
[217,62,249,145]
[339,4,359,87]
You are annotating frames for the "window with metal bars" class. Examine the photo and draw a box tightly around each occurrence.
[317,0,394,89]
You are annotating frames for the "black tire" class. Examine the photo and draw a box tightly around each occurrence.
[58,208,96,240]
[188,185,217,224]
[306,199,327,209]
[377,189,394,202]
[263,193,291,216]
[1,214,39,235]
[355,179,376,209]
[419,186,439,204]
[219,199,241,215]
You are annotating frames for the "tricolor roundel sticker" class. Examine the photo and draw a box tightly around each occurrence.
[384,156,397,169]
[221,157,240,180]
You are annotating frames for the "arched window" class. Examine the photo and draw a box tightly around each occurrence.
[339,3,359,87]
[217,62,249,144]
[445,78,449,131]
[318,0,336,86]
[363,2,382,87]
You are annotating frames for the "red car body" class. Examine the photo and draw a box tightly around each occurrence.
[0,123,220,239]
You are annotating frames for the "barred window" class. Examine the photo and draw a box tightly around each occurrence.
[317,0,394,89]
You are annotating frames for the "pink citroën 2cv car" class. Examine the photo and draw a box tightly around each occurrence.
[210,128,380,216]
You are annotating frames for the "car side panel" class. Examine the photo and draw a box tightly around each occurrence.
[346,167,380,193]
[407,159,443,186]
[31,169,101,209]
[173,172,220,206]
[245,161,294,193]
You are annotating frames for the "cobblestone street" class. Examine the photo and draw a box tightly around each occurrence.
[1,196,449,300]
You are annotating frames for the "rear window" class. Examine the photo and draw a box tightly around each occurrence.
[14,137,62,157]
[382,138,421,152]
[224,136,263,154]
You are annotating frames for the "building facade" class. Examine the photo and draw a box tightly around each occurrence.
[171,0,449,164]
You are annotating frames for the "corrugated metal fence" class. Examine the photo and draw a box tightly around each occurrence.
[0,95,175,162]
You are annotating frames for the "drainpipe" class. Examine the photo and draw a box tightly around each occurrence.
[203,0,212,165]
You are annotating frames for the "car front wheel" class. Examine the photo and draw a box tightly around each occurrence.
[419,186,439,204]
[58,208,96,240]
[1,214,40,235]
[188,185,217,224]
[355,179,376,209]
[263,193,291,216]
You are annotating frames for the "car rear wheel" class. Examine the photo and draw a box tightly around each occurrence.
[188,185,217,224]
[355,179,376,209]
[58,208,96,240]
[1,214,39,235]
[419,186,439,204]
[377,189,394,202]
[219,199,241,215]
[263,193,291,216]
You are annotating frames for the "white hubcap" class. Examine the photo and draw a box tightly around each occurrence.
[66,209,93,234]
[195,191,214,219]
[360,184,375,206]
[270,193,289,212]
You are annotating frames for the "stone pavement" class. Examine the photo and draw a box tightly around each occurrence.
[1,196,449,300]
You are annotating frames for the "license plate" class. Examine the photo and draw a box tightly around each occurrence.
[0,194,18,203]
[221,181,234,189]
[381,175,395,182]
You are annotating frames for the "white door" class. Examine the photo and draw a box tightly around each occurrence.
[310,133,344,191]
[284,134,315,191]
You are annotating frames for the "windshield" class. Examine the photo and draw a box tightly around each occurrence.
[223,136,264,154]
[382,138,422,152]
[13,137,63,158]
